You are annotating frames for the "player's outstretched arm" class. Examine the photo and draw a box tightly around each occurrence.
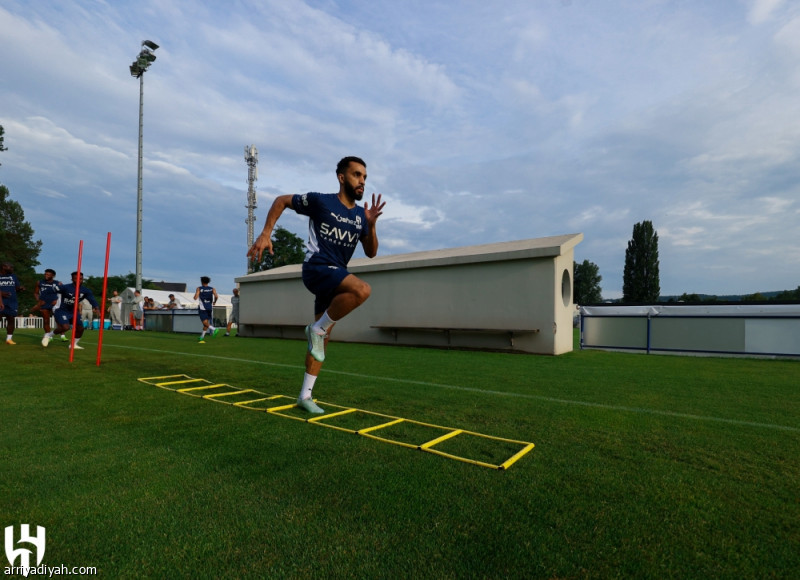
[248,194,294,262]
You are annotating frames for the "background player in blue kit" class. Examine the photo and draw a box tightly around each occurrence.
[0,262,25,345]
[193,276,219,343]
[33,268,61,341]
[45,272,100,349]
[248,156,386,414]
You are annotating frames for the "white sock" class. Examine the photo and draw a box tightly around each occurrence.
[299,373,317,401]
[6,334,12,342]
[74,338,80,345]
[312,310,336,334]
[200,330,207,338]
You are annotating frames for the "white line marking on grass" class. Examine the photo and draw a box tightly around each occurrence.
[110,344,800,433]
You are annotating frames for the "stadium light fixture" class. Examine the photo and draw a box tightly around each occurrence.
[129,40,159,292]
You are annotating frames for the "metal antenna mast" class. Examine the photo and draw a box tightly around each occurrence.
[244,145,259,273]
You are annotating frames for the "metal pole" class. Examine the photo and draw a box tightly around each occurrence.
[135,73,144,292]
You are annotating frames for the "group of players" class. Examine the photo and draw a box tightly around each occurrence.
[0,265,233,349]
[0,263,100,349]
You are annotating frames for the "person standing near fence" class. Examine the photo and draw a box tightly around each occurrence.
[193,276,219,343]
[108,290,123,328]
[225,287,239,336]
[0,262,25,345]
[33,268,61,341]
[80,298,94,330]
[132,290,144,330]
[247,156,386,414]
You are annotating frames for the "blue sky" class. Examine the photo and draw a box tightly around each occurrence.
[1,0,799,298]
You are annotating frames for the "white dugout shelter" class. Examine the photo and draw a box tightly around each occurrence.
[236,234,583,355]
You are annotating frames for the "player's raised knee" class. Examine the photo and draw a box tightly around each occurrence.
[355,279,371,304]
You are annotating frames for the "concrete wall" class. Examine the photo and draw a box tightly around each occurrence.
[236,233,583,355]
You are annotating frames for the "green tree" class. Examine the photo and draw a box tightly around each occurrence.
[251,226,305,272]
[82,273,157,300]
[622,220,660,303]
[573,260,603,304]
[742,292,766,302]
[1,184,42,314]
[773,286,800,301]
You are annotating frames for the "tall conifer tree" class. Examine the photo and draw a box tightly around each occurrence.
[623,220,660,302]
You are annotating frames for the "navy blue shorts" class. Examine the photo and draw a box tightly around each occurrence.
[54,309,75,326]
[302,262,350,314]
[1,304,18,317]
[199,309,213,323]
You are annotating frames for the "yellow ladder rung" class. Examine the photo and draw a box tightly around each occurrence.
[158,378,207,387]
[204,389,255,399]
[140,375,188,382]
[423,448,501,470]
[420,429,463,450]
[308,408,357,422]
[235,395,283,406]
[499,443,535,470]
[357,417,405,434]
[267,403,299,413]
[178,383,227,393]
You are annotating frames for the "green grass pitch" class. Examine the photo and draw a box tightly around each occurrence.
[2,328,798,578]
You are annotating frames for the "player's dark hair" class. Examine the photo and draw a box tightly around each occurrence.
[336,156,366,176]
[201,276,210,285]
[45,269,56,275]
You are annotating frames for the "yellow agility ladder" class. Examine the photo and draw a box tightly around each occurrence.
[138,374,534,470]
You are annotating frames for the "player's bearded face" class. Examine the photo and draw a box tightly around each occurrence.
[344,179,364,201]
[341,163,366,201]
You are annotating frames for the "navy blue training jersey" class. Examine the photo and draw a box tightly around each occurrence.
[197,286,215,311]
[56,284,99,312]
[0,273,21,307]
[292,192,367,269]
[38,279,61,308]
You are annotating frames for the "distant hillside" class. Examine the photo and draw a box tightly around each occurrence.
[659,291,784,302]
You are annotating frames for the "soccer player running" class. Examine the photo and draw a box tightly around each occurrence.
[34,269,61,343]
[247,156,386,414]
[46,272,100,349]
[193,276,219,343]
[0,262,25,345]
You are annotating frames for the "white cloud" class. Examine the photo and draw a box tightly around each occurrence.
[774,16,800,56]
[748,0,785,24]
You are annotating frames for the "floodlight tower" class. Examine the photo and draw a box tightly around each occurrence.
[244,144,259,273]
[129,39,159,292]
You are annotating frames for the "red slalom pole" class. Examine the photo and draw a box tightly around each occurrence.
[70,240,84,363]
[97,232,111,366]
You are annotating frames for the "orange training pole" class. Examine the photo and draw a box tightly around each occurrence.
[69,240,83,362]
[97,232,111,366]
